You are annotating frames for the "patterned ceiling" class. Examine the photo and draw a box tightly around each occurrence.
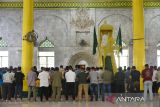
[0,0,160,2]
[0,0,160,8]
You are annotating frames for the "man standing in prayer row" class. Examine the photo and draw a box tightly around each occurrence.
[65,66,76,101]
[27,67,37,101]
[115,67,125,93]
[142,64,153,101]
[0,68,4,100]
[130,66,140,93]
[156,67,160,98]
[38,68,50,102]
[97,67,104,99]
[51,67,62,102]
[77,67,89,101]
[14,67,24,100]
[125,67,131,92]
[152,66,158,94]
[74,65,81,100]
[101,67,114,101]
[89,67,98,101]
[2,69,13,101]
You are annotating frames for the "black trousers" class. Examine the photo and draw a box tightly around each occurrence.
[0,86,2,99]
[2,83,12,100]
[15,84,23,100]
[152,81,158,94]
[75,82,79,97]
[11,82,15,98]
[130,81,140,93]
[65,82,75,100]
[39,86,49,101]
[61,79,66,95]
[115,83,125,93]
[48,85,52,98]
[90,83,98,101]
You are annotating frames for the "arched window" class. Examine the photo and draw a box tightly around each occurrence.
[38,37,55,68]
[114,41,129,67]
[157,42,160,67]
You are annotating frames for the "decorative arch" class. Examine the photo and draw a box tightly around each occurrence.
[39,37,54,48]
[147,15,160,45]
[35,14,68,47]
[68,52,95,67]
[0,16,20,26]
[97,14,132,41]
[148,15,160,26]
[98,14,132,26]
[35,14,68,35]
[0,38,7,47]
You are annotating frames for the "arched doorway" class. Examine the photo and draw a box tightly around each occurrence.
[68,52,95,68]
[78,60,89,67]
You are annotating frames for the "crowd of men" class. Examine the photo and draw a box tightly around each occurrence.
[0,64,160,102]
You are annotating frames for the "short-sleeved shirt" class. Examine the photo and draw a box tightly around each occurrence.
[51,71,62,87]
[97,70,104,83]
[77,72,88,84]
[156,71,160,83]
[3,72,13,83]
[101,70,113,84]
[130,70,140,82]
[15,71,25,85]
[65,70,76,82]
[89,71,98,84]
[115,71,125,84]
[152,70,158,82]
[125,70,130,81]
[142,68,153,82]
[27,71,37,86]
[38,71,50,87]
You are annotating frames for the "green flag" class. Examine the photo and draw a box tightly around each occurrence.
[105,56,113,72]
[93,27,98,55]
[116,26,122,53]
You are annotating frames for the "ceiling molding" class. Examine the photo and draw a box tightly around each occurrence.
[0,1,160,8]
[144,1,160,8]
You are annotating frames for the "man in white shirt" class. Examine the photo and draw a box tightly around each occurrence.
[2,69,13,101]
[38,68,50,102]
[65,66,76,101]
[96,67,104,99]
[89,67,99,101]
[152,66,158,95]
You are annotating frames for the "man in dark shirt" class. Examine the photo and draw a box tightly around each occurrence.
[115,67,125,93]
[14,67,25,100]
[125,67,131,92]
[130,66,140,93]
[74,65,81,99]
[77,67,89,101]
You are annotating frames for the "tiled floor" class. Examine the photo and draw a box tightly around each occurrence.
[0,100,160,107]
